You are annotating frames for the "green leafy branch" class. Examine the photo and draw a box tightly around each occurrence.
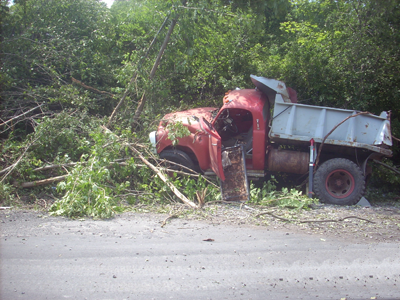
[166,121,191,146]
[249,176,316,209]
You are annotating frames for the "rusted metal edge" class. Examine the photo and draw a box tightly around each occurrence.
[220,145,250,202]
[204,169,265,178]
[269,134,392,157]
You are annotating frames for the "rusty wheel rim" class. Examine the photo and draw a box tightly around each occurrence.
[325,169,355,199]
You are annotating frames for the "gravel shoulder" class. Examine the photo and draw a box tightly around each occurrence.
[3,198,399,243]
[195,201,400,243]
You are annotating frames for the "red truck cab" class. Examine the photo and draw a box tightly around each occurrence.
[150,77,286,180]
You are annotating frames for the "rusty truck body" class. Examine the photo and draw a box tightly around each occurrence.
[149,75,392,205]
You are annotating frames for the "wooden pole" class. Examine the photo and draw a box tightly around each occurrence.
[107,15,170,127]
[132,18,178,124]
[149,19,177,79]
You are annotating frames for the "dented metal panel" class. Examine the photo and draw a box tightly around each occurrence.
[220,145,250,202]
[266,148,309,174]
[250,75,296,103]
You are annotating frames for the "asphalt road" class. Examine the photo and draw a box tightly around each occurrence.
[1,210,400,300]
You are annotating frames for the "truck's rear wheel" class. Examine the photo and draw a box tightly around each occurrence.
[159,149,196,173]
[314,158,365,205]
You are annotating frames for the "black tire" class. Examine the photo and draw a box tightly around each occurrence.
[159,149,196,172]
[313,158,365,205]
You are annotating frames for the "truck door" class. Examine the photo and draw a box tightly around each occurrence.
[201,117,225,181]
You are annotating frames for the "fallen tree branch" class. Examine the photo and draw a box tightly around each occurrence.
[373,159,400,176]
[254,211,375,224]
[101,126,198,209]
[204,200,241,206]
[20,175,68,188]
[254,211,292,222]
[161,214,179,228]
[31,159,135,172]
[32,162,79,172]
[127,145,198,208]
[22,157,215,190]
[29,158,216,186]
[72,77,114,97]
[0,103,45,128]
[0,165,14,176]
[299,216,375,224]
[0,111,51,135]
[0,140,35,183]
[156,159,219,188]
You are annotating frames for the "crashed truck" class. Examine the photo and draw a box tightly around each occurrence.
[149,75,393,205]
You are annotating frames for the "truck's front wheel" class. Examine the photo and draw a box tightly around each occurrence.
[159,149,196,173]
[314,158,365,205]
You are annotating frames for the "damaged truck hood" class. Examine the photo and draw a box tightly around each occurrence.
[161,107,217,129]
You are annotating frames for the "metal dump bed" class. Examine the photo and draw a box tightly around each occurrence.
[269,97,392,156]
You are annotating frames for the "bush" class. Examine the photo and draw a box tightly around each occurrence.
[49,128,125,218]
[0,183,16,207]
[249,176,316,209]
[367,159,400,195]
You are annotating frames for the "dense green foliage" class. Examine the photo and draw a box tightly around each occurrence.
[1,0,399,216]
[249,176,316,209]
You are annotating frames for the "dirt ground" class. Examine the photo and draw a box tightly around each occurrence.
[192,200,400,243]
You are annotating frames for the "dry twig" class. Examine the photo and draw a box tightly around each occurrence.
[72,77,114,97]
[0,103,45,128]
[196,188,207,208]
[255,211,375,224]
[255,211,292,222]
[299,216,375,224]
[161,214,179,228]
[0,140,36,183]
[204,200,241,206]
